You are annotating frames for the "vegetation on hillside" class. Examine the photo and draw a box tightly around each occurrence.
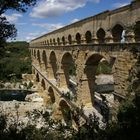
[0,41,31,82]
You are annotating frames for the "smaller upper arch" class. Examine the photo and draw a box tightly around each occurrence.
[68,34,72,44]
[76,32,81,44]
[111,24,124,43]
[50,38,52,45]
[57,37,60,45]
[62,36,65,45]
[85,30,92,43]
[53,38,56,45]
[47,40,49,45]
[96,28,106,43]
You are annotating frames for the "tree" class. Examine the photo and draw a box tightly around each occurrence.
[0,17,17,47]
[0,0,36,46]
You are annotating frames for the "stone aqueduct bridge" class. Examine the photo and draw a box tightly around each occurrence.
[29,1,140,119]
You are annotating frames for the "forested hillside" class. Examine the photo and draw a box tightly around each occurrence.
[0,41,31,82]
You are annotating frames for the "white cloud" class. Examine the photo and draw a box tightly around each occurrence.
[3,13,22,23]
[30,0,100,18]
[112,2,129,8]
[25,31,46,42]
[71,18,79,23]
[32,23,64,31]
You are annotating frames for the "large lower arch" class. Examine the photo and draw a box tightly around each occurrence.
[59,99,72,125]
[34,50,36,58]
[37,50,41,65]
[42,50,47,70]
[134,21,140,42]
[49,51,57,79]
[48,87,55,104]
[61,52,76,88]
[84,54,106,105]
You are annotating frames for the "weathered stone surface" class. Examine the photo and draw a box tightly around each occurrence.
[29,1,140,123]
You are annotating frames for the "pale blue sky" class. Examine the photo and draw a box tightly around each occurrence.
[5,0,132,42]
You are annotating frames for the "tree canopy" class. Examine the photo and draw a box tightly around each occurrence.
[0,0,36,46]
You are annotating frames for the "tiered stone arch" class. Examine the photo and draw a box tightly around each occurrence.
[59,99,72,125]
[85,31,92,43]
[96,28,106,43]
[134,21,140,42]
[41,79,46,90]
[48,86,55,104]
[42,50,47,70]
[111,24,124,43]
[61,52,76,88]
[76,33,81,44]
[78,53,111,106]
[36,73,40,82]
[37,50,41,65]
[49,51,57,79]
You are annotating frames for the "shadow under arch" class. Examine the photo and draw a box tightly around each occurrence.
[134,21,140,42]
[42,50,47,70]
[111,24,124,43]
[96,28,106,43]
[76,32,81,44]
[85,30,92,43]
[36,73,40,82]
[61,52,76,88]
[41,79,46,90]
[34,50,36,58]
[68,34,72,44]
[84,54,105,105]
[37,50,41,64]
[49,51,57,79]
[48,87,55,104]
[59,99,72,125]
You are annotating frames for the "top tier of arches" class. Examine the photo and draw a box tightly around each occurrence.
[30,1,140,47]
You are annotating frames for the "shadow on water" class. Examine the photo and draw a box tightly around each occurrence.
[0,90,34,101]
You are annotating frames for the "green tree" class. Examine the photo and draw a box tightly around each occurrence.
[0,0,36,46]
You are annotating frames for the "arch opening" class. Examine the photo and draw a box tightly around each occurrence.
[37,50,41,64]
[76,33,81,44]
[57,37,60,45]
[59,100,72,125]
[97,28,106,43]
[62,36,65,45]
[68,35,72,44]
[85,31,92,43]
[48,87,55,104]
[49,51,57,79]
[61,53,76,89]
[53,38,56,45]
[112,24,124,43]
[34,50,36,58]
[134,21,140,42]
[42,50,47,70]
[36,73,40,82]
[50,39,52,45]
[41,79,46,90]
[85,54,112,105]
